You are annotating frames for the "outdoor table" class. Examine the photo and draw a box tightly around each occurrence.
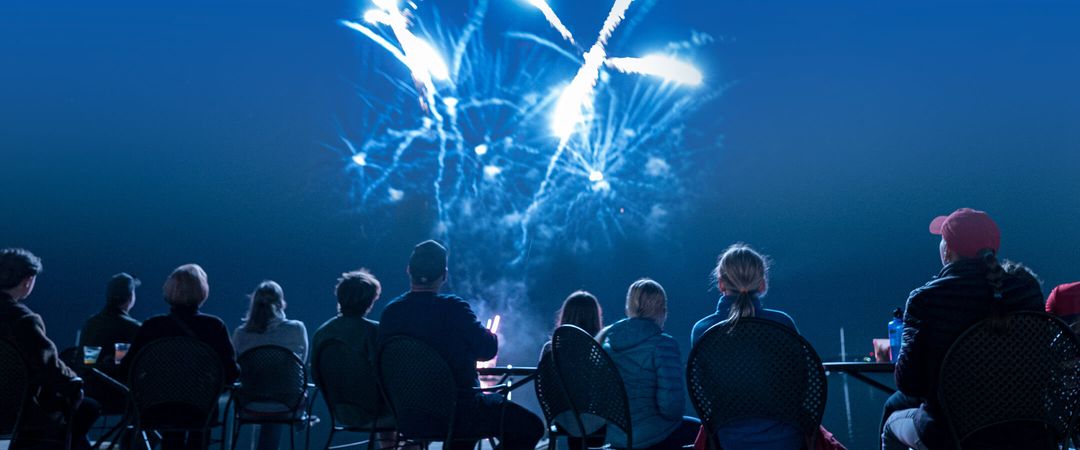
[480,362,897,395]
[822,361,896,394]
[478,366,538,393]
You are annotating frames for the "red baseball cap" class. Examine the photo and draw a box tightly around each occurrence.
[929,208,1001,258]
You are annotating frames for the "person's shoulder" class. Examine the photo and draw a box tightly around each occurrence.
[437,293,471,306]
[762,308,797,329]
[283,318,307,332]
[141,314,171,326]
[692,313,720,329]
[654,331,680,350]
[194,311,230,329]
[379,293,411,313]
[122,314,142,327]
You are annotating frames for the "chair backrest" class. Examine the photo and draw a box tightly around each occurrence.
[236,345,306,414]
[551,325,633,445]
[938,311,1080,446]
[313,338,383,428]
[0,339,28,436]
[534,348,578,434]
[686,318,827,441]
[377,335,457,439]
[128,336,225,429]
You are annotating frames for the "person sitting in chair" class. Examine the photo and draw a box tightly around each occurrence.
[0,248,100,450]
[377,240,544,450]
[881,208,1045,450]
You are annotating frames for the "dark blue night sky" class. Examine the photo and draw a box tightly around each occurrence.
[3,0,1079,446]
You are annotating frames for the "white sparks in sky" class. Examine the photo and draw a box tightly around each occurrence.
[522,0,575,44]
[343,0,451,115]
[339,0,716,266]
[605,54,704,86]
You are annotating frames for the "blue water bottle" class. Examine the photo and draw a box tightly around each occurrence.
[888,308,903,362]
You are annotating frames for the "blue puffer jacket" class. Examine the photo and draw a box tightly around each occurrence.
[599,318,685,448]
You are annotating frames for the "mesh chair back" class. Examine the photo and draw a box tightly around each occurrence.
[377,335,456,439]
[236,345,306,415]
[938,311,1080,446]
[534,349,580,434]
[0,339,28,435]
[551,325,632,445]
[129,336,225,429]
[686,318,827,441]
[314,339,383,428]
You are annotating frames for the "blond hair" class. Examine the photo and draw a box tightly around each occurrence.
[626,278,667,328]
[713,243,768,327]
[164,264,209,308]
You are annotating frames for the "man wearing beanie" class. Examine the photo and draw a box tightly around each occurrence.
[881,209,1044,449]
[378,240,544,450]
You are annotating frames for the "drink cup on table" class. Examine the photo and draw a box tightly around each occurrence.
[872,339,891,363]
[114,342,131,364]
[83,346,102,365]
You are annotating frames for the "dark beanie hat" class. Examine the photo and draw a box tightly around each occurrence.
[409,240,447,284]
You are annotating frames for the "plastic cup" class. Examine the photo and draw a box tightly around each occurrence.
[114,342,131,364]
[83,346,102,365]
[872,339,892,363]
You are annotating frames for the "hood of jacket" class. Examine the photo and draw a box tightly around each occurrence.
[602,317,662,351]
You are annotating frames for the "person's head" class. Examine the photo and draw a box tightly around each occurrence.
[626,278,667,328]
[713,243,769,326]
[242,280,286,334]
[105,273,141,312]
[556,290,603,336]
[336,268,381,317]
[163,263,209,308]
[0,248,42,301]
[408,240,447,291]
[929,208,1001,265]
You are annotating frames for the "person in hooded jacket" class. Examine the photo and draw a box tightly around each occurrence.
[598,278,700,450]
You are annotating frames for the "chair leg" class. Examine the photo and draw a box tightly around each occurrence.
[324,428,335,450]
[230,423,241,450]
[290,424,296,450]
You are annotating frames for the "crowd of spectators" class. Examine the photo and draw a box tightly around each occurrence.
[2,207,1077,450]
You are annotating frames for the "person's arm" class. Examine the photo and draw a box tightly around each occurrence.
[295,321,309,362]
[894,291,929,398]
[13,313,81,403]
[654,335,686,420]
[451,297,498,361]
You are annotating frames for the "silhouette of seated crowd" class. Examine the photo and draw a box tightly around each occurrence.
[4,207,1080,450]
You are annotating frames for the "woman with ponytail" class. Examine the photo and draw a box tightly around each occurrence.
[882,208,1044,450]
[689,244,802,449]
[690,243,796,345]
[598,279,701,450]
[232,280,309,450]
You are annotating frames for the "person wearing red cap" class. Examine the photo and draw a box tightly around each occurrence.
[881,208,1045,450]
[1046,282,1080,331]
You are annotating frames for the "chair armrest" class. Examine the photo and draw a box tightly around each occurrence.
[475,384,510,392]
[88,368,129,394]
